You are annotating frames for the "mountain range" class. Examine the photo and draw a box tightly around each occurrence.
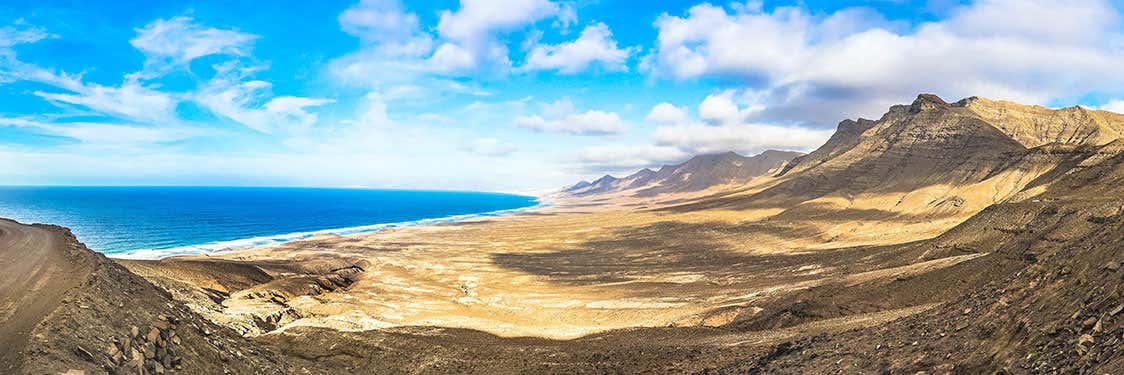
[564,150,803,197]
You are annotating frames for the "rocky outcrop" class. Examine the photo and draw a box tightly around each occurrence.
[123,259,366,337]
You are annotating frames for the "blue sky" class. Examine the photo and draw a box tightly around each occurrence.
[0,0,1122,192]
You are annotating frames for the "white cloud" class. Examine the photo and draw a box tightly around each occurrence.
[945,0,1119,43]
[0,22,179,125]
[430,0,569,72]
[350,92,396,127]
[1101,100,1124,114]
[130,16,257,77]
[662,90,831,155]
[515,98,627,135]
[428,42,480,72]
[652,122,831,155]
[339,0,425,43]
[197,79,333,133]
[644,0,1124,126]
[330,0,570,91]
[698,90,764,124]
[330,0,585,92]
[645,102,689,124]
[521,23,634,73]
[464,137,518,156]
[436,0,562,44]
[33,78,177,124]
[0,23,53,49]
[0,117,201,146]
[576,145,688,174]
[575,90,831,176]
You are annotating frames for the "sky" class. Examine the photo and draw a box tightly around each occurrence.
[0,0,1123,192]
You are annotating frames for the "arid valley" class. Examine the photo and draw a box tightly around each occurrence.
[3,94,1123,373]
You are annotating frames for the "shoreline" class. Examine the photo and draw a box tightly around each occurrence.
[109,195,553,260]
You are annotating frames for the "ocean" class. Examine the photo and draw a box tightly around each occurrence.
[0,186,539,259]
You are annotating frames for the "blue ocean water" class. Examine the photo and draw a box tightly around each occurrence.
[0,186,539,258]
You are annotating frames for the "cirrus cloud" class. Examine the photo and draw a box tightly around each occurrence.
[130,16,258,78]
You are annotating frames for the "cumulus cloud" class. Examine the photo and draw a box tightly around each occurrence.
[521,23,635,73]
[330,0,576,96]
[339,0,425,43]
[645,102,689,124]
[644,0,1124,126]
[429,0,569,72]
[698,90,765,124]
[130,16,257,77]
[437,0,563,43]
[515,98,627,135]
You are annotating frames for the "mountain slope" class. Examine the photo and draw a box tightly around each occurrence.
[713,139,1124,373]
[962,96,1124,148]
[563,150,802,197]
[674,95,1121,221]
[0,220,290,374]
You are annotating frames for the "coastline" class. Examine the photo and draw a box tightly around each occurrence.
[109,195,552,260]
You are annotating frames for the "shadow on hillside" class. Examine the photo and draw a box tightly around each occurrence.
[489,218,937,290]
[658,144,1099,214]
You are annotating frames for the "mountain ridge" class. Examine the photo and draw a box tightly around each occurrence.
[563,149,803,197]
[667,94,1124,215]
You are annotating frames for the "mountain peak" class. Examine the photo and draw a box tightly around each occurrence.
[687,151,742,162]
[910,93,949,112]
[593,175,618,183]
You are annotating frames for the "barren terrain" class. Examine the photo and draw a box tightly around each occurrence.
[3,94,1123,373]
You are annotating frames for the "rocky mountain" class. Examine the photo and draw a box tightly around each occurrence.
[564,150,803,197]
[675,94,1124,219]
[716,134,1124,373]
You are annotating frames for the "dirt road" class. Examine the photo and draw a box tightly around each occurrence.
[0,219,93,371]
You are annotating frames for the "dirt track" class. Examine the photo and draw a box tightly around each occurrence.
[0,219,94,371]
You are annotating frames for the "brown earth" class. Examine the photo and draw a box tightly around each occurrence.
[0,219,290,374]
